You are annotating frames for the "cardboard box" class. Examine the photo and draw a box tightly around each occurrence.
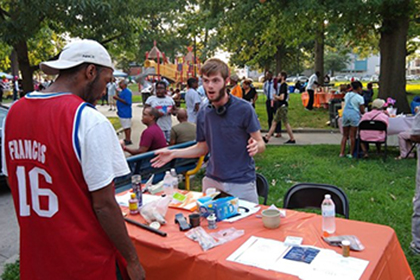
[197,196,239,221]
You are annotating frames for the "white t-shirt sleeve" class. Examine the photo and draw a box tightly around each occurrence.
[78,107,130,192]
[194,92,202,104]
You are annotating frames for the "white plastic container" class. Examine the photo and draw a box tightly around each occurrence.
[321,194,336,234]
[163,171,174,195]
[170,168,179,190]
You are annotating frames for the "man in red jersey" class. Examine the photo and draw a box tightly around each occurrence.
[1,40,145,280]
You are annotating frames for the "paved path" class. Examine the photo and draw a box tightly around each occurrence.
[0,102,342,275]
[95,103,343,147]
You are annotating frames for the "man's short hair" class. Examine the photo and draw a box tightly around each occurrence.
[201,58,229,80]
[187,77,198,88]
[155,81,167,89]
[280,71,287,79]
[145,107,160,120]
[351,81,363,90]
[59,63,103,76]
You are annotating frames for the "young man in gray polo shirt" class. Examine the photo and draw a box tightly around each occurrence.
[151,58,265,203]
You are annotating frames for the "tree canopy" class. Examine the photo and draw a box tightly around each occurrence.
[0,0,419,111]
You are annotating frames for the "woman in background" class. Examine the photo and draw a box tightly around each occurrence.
[340,81,365,158]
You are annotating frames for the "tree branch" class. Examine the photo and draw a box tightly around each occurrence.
[0,7,11,19]
[100,33,125,45]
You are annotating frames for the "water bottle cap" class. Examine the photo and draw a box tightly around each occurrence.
[325,194,331,199]
[130,193,136,199]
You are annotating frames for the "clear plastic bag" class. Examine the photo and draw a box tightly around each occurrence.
[140,196,172,224]
[323,235,365,251]
[185,226,244,251]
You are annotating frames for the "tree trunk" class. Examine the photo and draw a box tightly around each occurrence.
[14,40,33,96]
[379,16,410,113]
[314,22,324,85]
[275,45,283,75]
[10,49,19,77]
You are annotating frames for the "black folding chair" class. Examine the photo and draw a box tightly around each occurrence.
[256,173,269,205]
[283,183,349,219]
[405,142,418,159]
[356,120,387,160]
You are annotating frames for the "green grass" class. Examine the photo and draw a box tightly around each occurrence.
[255,93,331,130]
[1,261,19,280]
[107,116,122,131]
[253,145,420,278]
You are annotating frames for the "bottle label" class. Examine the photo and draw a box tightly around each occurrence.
[322,209,335,217]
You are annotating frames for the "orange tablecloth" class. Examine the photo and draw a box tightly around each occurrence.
[124,206,414,280]
[302,91,344,108]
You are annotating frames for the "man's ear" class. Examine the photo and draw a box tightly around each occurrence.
[85,64,97,81]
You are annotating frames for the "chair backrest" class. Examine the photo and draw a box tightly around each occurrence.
[358,120,387,132]
[283,183,349,219]
[256,173,269,205]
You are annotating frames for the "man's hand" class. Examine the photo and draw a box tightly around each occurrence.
[247,137,259,157]
[151,148,175,168]
[126,261,146,280]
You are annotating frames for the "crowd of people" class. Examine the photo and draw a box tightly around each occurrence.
[2,38,420,280]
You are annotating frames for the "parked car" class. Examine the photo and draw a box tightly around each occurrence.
[297,76,309,83]
[407,75,420,81]
[361,75,372,81]
[331,76,346,82]
[0,105,9,188]
[286,76,297,83]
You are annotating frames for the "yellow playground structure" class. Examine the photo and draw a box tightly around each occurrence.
[143,42,200,83]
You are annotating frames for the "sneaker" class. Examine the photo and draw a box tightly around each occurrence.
[285,140,296,144]
[339,154,345,158]
[410,242,420,255]
[124,140,133,145]
[346,154,353,159]
[275,133,282,138]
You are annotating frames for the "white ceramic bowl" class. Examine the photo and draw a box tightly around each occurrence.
[262,209,281,229]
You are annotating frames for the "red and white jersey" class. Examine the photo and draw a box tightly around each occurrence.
[3,92,126,280]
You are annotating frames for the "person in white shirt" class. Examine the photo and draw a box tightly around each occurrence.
[145,81,176,142]
[306,71,320,110]
[106,78,117,111]
[185,77,201,123]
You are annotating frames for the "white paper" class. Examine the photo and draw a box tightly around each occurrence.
[284,236,303,246]
[227,236,369,280]
[270,245,320,277]
[299,250,369,280]
[227,236,290,270]
[223,200,261,223]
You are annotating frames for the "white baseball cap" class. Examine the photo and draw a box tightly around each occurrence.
[40,39,114,75]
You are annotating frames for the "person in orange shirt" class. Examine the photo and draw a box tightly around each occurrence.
[230,75,243,98]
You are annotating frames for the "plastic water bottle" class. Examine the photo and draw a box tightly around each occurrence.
[170,168,179,190]
[163,171,174,195]
[131,175,142,208]
[322,194,336,235]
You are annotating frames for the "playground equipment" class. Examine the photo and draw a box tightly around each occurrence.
[143,42,201,83]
